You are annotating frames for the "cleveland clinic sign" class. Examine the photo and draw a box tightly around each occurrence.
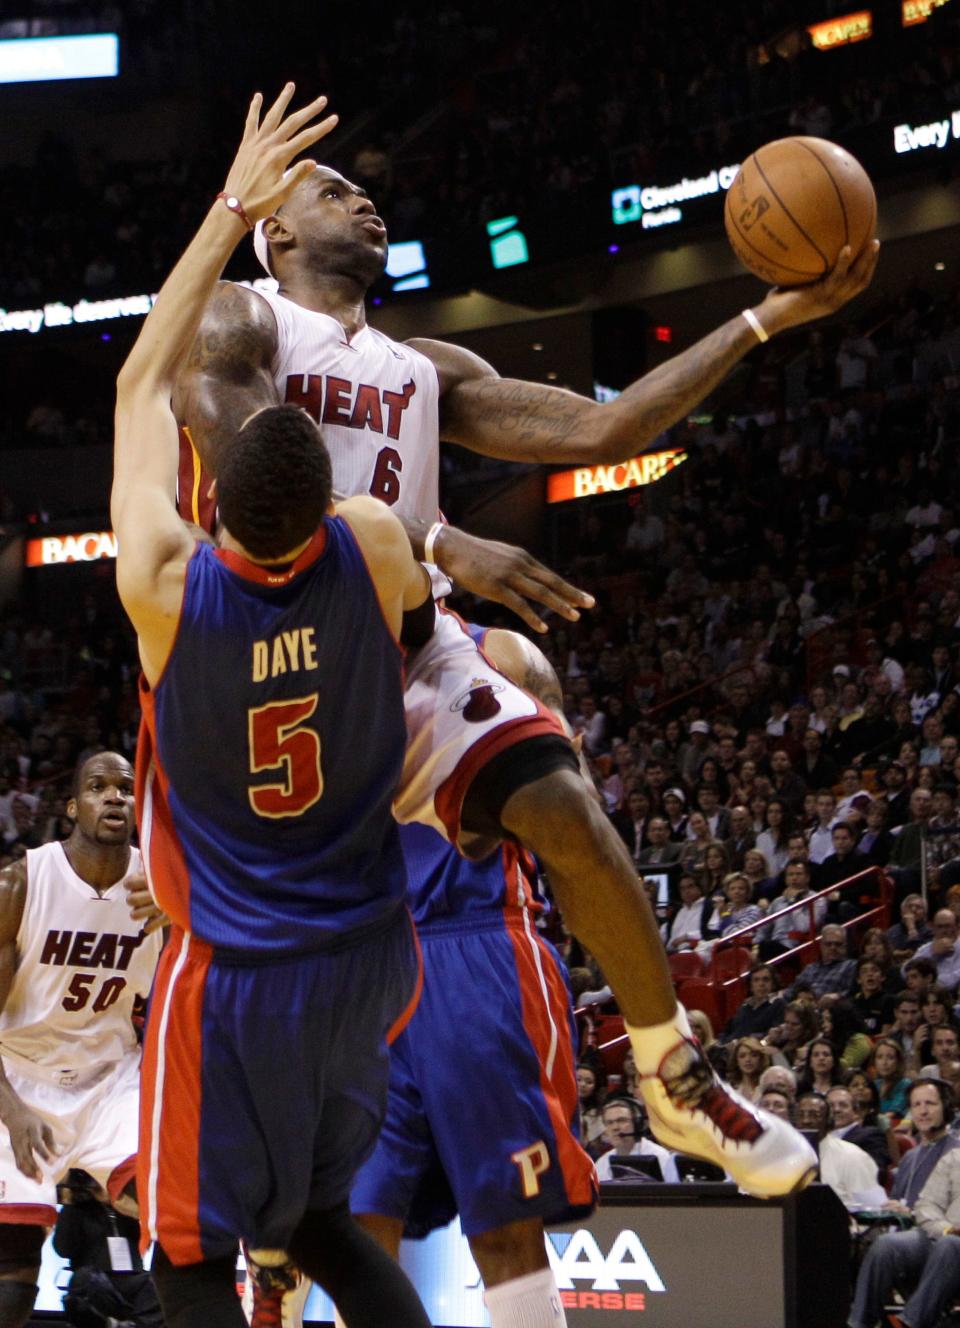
[611,164,740,231]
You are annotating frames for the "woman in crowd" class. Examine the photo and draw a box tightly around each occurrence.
[687,1008,716,1053]
[860,927,900,992]
[749,792,770,835]
[701,872,763,953]
[756,798,793,875]
[851,956,894,1036]
[742,847,773,900]
[693,840,731,898]
[661,786,688,840]
[820,996,873,1070]
[762,1000,820,1068]
[864,1038,912,1121]
[726,1037,770,1103]
[796,1036,847,1096]
[576,1060,608,1151]
[681,811,715,873]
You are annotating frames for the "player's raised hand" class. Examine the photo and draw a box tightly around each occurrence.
[758,238,881,334]
[221,83,339,224]
[434,526,594,634]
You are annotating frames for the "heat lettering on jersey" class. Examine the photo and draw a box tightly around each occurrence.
[285,374,417,441]
[39,929,146,971]
[252,627,319,682]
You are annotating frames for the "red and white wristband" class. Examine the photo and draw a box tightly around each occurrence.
[216,191,254,232]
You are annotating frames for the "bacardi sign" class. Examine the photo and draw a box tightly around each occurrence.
[26,530,117,567]
[546,450,688,503]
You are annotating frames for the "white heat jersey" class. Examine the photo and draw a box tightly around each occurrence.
[0,842,162,1074]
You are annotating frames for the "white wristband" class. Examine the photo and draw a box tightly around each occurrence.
[423,521,445,565]
[742,308,769,343]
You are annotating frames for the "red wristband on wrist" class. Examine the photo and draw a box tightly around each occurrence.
[215,191,254,232]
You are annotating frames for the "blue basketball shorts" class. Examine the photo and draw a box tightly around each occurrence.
[139,909,421,1264]
[350,909,597,1238]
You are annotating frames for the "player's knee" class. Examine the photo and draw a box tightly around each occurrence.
[0,1222,45,1280]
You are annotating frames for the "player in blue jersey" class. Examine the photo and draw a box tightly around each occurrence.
[111,86,435,1328]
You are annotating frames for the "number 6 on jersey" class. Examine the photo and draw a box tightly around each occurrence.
[248,695,323,818]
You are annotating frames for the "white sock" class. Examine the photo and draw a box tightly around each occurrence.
[626,1004,693,1077]
[483,1268,567,1328]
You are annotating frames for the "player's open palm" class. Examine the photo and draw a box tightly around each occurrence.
[222,83,339,224]
[6,1105,54,1182]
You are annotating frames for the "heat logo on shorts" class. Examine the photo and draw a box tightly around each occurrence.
[450,678,504,723]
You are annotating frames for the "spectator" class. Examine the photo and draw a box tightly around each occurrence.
[661,874,712,953]
[807,789,839,865]
[768,750,806,815]
[909,910,960,993]
[756,798,793,876]
[916,985,957,1064]
[576,1061,607,1153]
[880,759,912,830]
[699,870,762,957]
[726,1037,770,1104]
[593,1098,680,1182]
[817,821,868,892]
[692,839,730,897]
[694,783,731,840]
[866,1038,913,1120]
[759,858,826,960]
[796,1036,847,1097]
[825,1085,892,1174]
[758,1087,792,1120]
[851,957,895,1037]
[820,996,873,1070]
[636,815,684,868]
[847,1079,959,1328]
[661,787,688,840]
[799,728,839,792]
[726,803,755,870]
[887,991,924,1071]
[784,924,857,1000]
[758,1065,798,1102]
[613,789,651,862]
[720,964,785,1042]
[857,799,894,869]
[742,847,773,901]
[836,766,873,824]
[930,1025,960,1085]
[764,1000,821,1070]
[681,811,715,873]
[794,1091,879,1210]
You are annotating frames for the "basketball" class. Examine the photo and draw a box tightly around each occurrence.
[724,136,876,287]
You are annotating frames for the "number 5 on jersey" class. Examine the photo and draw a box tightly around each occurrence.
[248,695,323,818]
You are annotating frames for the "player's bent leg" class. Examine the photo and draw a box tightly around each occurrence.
[0,1222,45,1328]
[470,1218,567,1328]
[151,1245,247,1328]
[243,1246,312,1328]
[489,768,817,1199]
[288,1202,430,1328]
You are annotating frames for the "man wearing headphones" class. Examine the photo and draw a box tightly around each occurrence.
[594,1098,680,1183]
[848,1077,959,1328]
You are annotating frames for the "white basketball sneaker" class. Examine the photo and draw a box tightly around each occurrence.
[639,1036,818,1199]
[241,1250,311,1328]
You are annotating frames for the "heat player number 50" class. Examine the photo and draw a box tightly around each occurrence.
[248,695,323,818]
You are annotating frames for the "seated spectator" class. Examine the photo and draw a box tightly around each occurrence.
[726,803,755,869]
[758,1064,798,1102]
[687,1008,716,1050]
[862,927,901,991]
[720,964,785,1042]
[799,728,839,792]
[756,797,793,876]
[661,787,688,840]
[593,1097,680,1182]
[887,893,934,964]
[681,811,714,872]
[613,789,652,862]
[928,1025,960,1086]
[768,750,806,815]
[783,924,857,1000]
[888,787,935,894]
[866,1038,913,1121]
[820,996,873,1070]
[759,858,827,960]
[851,957,896,1037]
[764,1001,821,1070]
[857,798,894,868]
[836,766,873,824]
[758,1087,792,1119]
[661,874,712,952]
[878,757,912,829]
[692,839,730,898]
[849,1078,956,1328]
[694,782,731,840]
[825,1084,893,1173]
[699,871,763,957]
[905,957,939,1003]
[795,1091,879,1209]
[849,1111,960,1328]
[908,909,960,993]
[741,847,773,901]
[636,815,685,868]
[576,1061,608,1153]
[807,789,839,865]
[796,1036,847,1097]
[916,986,959,1065]
[726,1036,771,1104]
[847,1070,895,1136]
[887,990,924,1072]
[817,821,868,891]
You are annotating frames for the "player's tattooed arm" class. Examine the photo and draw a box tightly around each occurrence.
[174,281,280,478]
[411,241,879,466]
[0,861,53,1182]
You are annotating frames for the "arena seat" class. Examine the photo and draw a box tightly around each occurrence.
[668,951,704,981]
[712,946,753,981]
[676,978,723,1029]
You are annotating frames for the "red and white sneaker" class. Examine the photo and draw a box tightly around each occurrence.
[241,1251,311,1328]
[639,1037,818,1199]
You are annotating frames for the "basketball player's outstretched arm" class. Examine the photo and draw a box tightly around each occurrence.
[0,862,53,1181]
[413,239,880,465]
[113,86,339,681]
